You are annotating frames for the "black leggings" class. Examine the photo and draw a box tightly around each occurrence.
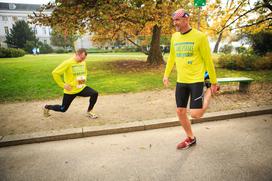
[47,86,98,112]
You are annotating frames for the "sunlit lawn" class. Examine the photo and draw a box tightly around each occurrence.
[0,53,271,102]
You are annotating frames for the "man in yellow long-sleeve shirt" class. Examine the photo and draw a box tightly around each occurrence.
[43,48,98,119]
[163,8,219,149]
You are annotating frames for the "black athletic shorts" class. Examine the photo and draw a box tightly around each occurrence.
[175,82,204,109]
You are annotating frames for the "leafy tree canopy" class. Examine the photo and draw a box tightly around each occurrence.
[205,0,272,53]
[30,0,272,62]
[249,31,272,55]
[30,0,194,64]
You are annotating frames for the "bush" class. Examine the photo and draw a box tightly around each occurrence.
[249,31,272,56]
[87,47,142,53]
[0,47,25,58]
[87,48,112,53]
[114,47,141,52]
[235,46,247,54]
[219,44,234,54]
[252,53,272,70]
[39,43,53,54]
[24,41,36,54]
[218,53,272,70]
[55,48,66,53]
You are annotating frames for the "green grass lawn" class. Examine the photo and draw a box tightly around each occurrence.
[0,53,271,102]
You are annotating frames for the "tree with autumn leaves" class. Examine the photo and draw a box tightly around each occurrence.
[30,0,191,65]
[205,0,272,53]
[30,0,271,65]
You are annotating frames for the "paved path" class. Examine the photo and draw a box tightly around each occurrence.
[0,114,272,181]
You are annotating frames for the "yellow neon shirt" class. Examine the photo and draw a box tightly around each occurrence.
[164,28,217,84]
[52,57,87,94]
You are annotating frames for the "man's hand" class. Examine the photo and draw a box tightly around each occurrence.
[211,84,219,94]
[64,84,72,91]
[163,77,169,87]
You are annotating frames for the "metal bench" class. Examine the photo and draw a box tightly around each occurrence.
[217,77,254,92]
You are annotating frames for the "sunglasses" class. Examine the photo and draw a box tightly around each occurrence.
[172,12,190,19]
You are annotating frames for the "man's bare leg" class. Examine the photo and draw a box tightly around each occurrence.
[176,108,194,139]
[190,88,212,119]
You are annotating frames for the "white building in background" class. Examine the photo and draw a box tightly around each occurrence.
[0,2,53,48]
[0,2,93,49]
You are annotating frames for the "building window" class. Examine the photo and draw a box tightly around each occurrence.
[43,27,46,35]
[9,3,16,10]
[4,27,9,34]
[2,16,8,21]
[44,40,47,44]
[12,16,18,22]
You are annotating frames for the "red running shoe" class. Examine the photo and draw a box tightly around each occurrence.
[177,137,196,150]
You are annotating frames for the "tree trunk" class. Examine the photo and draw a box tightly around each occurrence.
[213,32,223,53]
[147,25,164,65]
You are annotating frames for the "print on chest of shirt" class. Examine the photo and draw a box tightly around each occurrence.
[72,64,86,88]
[174,42,194,58]
[72,64,85,76]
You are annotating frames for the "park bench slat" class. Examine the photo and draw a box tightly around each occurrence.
[217,77,253,83]
[215,77,253,92]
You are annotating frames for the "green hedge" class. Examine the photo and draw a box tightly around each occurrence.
[87,47,142,53]
[218,53,272,70]
[87,48,112,53]
[54,48,71,54]
[0,47,25,58]
[113,47,141,52]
